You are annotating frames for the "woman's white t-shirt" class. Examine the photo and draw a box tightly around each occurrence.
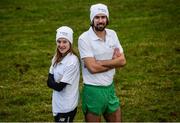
[49,53,80,115]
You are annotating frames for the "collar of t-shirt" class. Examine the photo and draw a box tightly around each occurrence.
[89,27,110,41]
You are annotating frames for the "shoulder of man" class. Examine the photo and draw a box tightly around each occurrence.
[78,27,92,40]
[106,28,117,35]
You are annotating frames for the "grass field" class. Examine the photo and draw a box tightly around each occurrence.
[0,0,179,122]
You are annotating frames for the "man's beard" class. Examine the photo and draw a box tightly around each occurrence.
[94,23,106,31]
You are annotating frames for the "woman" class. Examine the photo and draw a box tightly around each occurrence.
[47,26,80,122]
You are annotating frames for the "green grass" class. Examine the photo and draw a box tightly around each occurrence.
[0,0,179,122]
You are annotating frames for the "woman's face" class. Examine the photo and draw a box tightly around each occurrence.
[56,38,70,55]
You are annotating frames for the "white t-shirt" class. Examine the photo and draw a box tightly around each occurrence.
[78,27,123,86]
[49,53,80,115]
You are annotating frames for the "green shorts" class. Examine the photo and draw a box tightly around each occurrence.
[82,83,120,115]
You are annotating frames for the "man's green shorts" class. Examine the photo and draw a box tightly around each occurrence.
[82,83,120,115]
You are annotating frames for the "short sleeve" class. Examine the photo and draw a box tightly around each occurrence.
[49,65,54,74]
[78,37,94,58]
[114,31,124,53]
[49,56,55,74]
[60,64,79,85]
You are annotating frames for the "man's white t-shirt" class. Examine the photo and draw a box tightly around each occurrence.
[49,53,80,115]
[78,27,123,86]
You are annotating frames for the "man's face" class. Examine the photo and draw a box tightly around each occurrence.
[93,13,108,31]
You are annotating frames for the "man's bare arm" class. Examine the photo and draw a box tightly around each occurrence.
[97,48,126,68]
[98,53,126,68]
[83,57,112,74]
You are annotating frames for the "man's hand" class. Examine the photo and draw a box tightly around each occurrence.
[96,48,126,68]
[83,57,112,74]
[113,48,121,59]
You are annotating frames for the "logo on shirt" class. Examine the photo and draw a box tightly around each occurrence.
[109,45,116,49]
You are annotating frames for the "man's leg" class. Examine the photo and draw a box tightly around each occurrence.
[82,85,105,122]
[103,107,121,122]
[85,112,101,122]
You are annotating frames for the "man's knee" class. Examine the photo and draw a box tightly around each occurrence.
[103,108,121,122]
[85,112,101,122]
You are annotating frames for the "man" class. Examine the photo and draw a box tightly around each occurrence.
[78,3,126,122]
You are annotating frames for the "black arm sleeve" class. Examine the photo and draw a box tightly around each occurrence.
[47,73,67,91]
